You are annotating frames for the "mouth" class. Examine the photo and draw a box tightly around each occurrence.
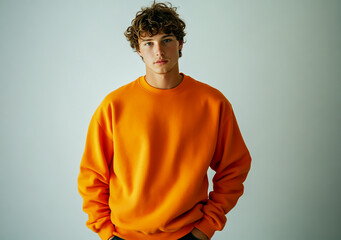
[155,59,168,64]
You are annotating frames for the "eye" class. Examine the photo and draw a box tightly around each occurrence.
[164,38,172,43]
[144,42,152,46]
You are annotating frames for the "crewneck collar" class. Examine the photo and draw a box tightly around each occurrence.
[138,73,189,95]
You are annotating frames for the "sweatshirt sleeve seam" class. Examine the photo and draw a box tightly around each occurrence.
[95,118,113,141]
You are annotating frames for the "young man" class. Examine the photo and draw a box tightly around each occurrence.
[78,2,251,240]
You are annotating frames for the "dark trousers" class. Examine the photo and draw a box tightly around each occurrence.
[112,232,200,240]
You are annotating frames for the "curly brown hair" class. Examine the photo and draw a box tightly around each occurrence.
[124,2,186,57]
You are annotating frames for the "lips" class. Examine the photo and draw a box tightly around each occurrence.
[155,59,168,64]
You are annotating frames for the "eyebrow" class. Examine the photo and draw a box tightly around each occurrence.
[140,34,175,42]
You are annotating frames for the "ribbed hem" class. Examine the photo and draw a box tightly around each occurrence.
[114,224,194,240]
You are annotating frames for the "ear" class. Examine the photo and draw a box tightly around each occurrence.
[179,40,183,50]
[137,49,144,61]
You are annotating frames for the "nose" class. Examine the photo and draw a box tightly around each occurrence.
[154,42,164,57]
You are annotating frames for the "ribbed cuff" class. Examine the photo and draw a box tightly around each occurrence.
[194,217,216,239]
[98,221,115,240]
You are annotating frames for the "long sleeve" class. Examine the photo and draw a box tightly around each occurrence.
[195,101,251,238]
[78,108,115,240]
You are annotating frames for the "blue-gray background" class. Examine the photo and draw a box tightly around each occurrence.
[1,0,340,239]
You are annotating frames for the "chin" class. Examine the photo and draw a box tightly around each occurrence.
[153,68,171,74]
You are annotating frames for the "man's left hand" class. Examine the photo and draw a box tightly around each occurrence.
[190,228,209,240]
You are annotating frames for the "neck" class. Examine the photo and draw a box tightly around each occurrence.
[145,66,183,90]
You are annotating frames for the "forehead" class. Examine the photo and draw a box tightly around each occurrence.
[139,32,176,41]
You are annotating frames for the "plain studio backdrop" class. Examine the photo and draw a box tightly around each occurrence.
[1,0,340,239]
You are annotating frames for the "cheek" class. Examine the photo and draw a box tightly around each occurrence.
[171,45,180,55]
[143,52,152,62]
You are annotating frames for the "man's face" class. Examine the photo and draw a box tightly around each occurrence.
[138,32,183,75]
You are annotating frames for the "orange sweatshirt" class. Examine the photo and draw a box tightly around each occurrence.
[78,74,251,240]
